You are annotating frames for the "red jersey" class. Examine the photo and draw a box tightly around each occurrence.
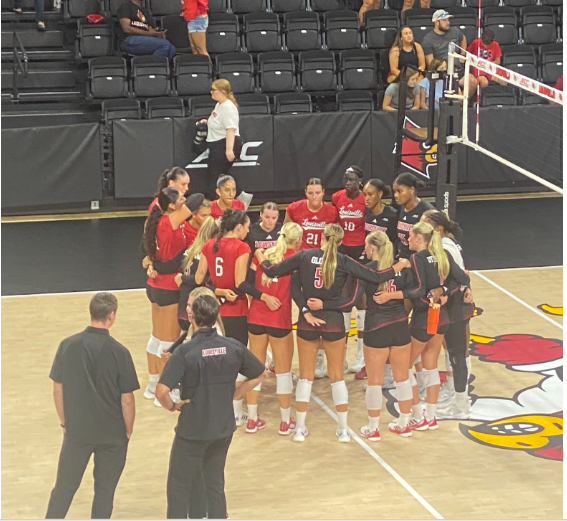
[286,199,338,250]
[467,39,502,78]
[148,197,159,214]
[184,221,199,246]
[332,189,366,247]
[182,0,207,21]
[554,75,563,91]
[248,249,295,329]
[201,237,251,316]
[147,216,187,290]
[210,199,246,219]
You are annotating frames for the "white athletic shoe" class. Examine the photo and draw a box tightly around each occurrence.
[349,351,364,373]
[237,191,253,210]
[235,410,249,428]
[437,384,455,404]
[315,352,327,379]
[382,372,395,390]
[143,384,156,400]
[437,398,470,420]
[293,426,309,442]
[170,388,180,402]
[336,428,351,443]
[154,397,162,408]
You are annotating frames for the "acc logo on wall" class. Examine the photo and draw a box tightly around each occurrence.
[186,141,264,169]
[392,116,437,180]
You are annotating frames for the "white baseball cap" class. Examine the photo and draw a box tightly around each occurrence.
[432,9,453,22]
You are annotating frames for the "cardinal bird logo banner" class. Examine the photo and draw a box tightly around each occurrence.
[392,117,438,180]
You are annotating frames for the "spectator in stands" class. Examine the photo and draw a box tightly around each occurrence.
[358,0,379,24]
[421,10,476,96]
[382,66,422,111]
[467,29,505,87]
[182,0,208,55]
[13,0,45,31]
[117,0,176,59]
[388,26,425,84]
[419,58,446,108]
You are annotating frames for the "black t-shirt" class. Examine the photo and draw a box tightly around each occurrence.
[246,222,282,254]
[116,1,155,44]
[364,205,398,244]
[160,328,265,441]
[395,199,435,259]
[49,327,140,444]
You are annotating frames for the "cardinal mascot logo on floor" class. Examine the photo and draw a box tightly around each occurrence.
[392,117,437,180]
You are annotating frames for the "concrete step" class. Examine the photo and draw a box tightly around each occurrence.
[2,68,75,89]
[1,29,64,49]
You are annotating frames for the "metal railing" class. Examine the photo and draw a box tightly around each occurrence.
[12,31,29,101]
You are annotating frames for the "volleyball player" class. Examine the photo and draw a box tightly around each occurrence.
[245,222,304,435]
[246,202,282,253]
[375,221,469,430]
[148,167,191,213]
[210,175,245,219]
[142,188,202,406]
[195,208,252,426]
[285,177,339,378]
[256,223,409,443]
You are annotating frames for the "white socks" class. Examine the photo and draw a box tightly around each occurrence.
[148,373,159,392]
[398,412,411,428]
[280,407,291,424]
[455,391,469,411]
[425,403,437,421]
[337,411,348,429]
[233,399,243,419]
[368,416,379,430]
[446,375,455,391]
[411,404,423,420]
[296,411,307,429]
[248,404,258,422]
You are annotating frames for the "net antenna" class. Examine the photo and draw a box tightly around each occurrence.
[446,41,563,195]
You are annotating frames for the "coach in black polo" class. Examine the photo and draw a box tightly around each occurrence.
[46,292,140,519]
[157,294,267,519]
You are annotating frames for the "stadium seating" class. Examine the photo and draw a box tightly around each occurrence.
[480,84,517,106]
[483,7,519,46]
[145,96,185,118]
[503,0,536,9]
[403,9,436,44]
[336,89,374,110]
[447,7,478,46]
[323,10,361,51]
[64,0,102,19]
[173,54,213,97]
[208,0,229,12]
[274,92,313,113]
[310,0,343,13]
[187,95,217,117]
[243,12,281,53]
[501,44,537,79]
[339,49,377,91]
[216,52,256,94]
[465,0,498,8]
[149,0,181,16]
[87,56,129,100]
[271,0,307,14]
[236,92,271,114]
[539,43,562,85]
[283,11,322,52]
[75,17,114,62]
[430,0,461,8]
[363,9,399,51]
[131,55,171,97]
[207,13,241,54]
[161,14,192,53]
[298,49,337,93]
[257,51,297,93]
[232,0,267,15]
[521,5,556,45]
[102,98,142,122]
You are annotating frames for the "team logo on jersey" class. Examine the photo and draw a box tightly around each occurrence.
[392,117,437,180]
[186,141,264,168]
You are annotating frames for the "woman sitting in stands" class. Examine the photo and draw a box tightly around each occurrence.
[383,67,422,111]
[388,27,425,84]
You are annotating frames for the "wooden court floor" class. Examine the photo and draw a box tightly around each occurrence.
[1,267,563,519]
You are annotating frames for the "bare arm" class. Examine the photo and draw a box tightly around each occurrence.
[389,48,400,78]
[121,392,135,439]
[195,253,209,285]
[425,53,433,67]
[416,43,426,71]
[420,85,427,109]
[234,253,250,286]
[53,382,65,426]
[382,93,395,111]
[169,206,192,230]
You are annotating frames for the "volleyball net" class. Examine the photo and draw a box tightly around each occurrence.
[446,43,563,195]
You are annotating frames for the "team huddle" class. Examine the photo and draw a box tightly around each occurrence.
[142,166,475,444]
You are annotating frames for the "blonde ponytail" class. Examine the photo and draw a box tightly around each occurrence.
[321,223,344,289]
[411,221,450,281]
[188,286,225,336]
[261,222,303,286]
[366,231,394,291]
[182,216,219,272]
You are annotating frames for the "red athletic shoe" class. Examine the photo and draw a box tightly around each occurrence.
[279,417,297,436]
[246,417,266,434]
[408,417,429,431]
[388,422,412,437]
[354,366,367,380]
[427,417,438,430]
[360,425,381,441]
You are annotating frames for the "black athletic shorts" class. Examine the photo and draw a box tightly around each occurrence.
[146,284,180,307]
[339,244,365,262]
[248,323,291,338]
[364,321,411,349]
[223,315,249,346]
[410,324,450,343]
[296,310,345,343]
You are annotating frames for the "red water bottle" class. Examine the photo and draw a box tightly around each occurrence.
[427,299,440,335]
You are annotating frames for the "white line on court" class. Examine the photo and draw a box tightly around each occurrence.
[475,265,562,273]
[472,271,563,330]
[1,288,145,299]
[309,391,444,520]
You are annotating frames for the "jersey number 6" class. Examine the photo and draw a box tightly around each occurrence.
[215,257,224,277]
[314,267,323,289]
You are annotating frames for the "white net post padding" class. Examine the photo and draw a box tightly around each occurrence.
[447,45,563,195]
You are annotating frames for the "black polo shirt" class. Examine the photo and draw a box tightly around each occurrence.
[160,328,265,441]
[49,326,140,444]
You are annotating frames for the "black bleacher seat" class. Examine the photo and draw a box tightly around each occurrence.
[173,54,213,96]
[339,49,377,90]
[521,6,556,45]
[161,14,191,53]
[430,0,460,8]
[209,0,229,13]
[243,12,281,53]
[207,13,241,54]
[480,84,517,106]
[504,0,536,9]
[76,17,114,62]
[102,99,142,123]
[237,92,271,113]
[378,48,390,85]
[323,10,361,51]
[131,55,171,97]
[540,43,562,84]
[283,11,322,52]
[501,44,537,78]
[64,0,102,19]
[336,90,374,110]
[298,49,337,92]
[187,94,217,117]
[520,90,546,104]
[447,7,478,45]
[232,0,267,14]
[271,0,307,14]
[108,0,127,17]
[483,7,519,46]
[274,92,313,113]
[149,0,181,16]
[145,96,186,118]
[310,0,343,13]
[363,9,399,51]
[465,0,498,7]
[403,8,435,44]
[87,56,129,99]
[216,52,256,93]
[257,50,296,93]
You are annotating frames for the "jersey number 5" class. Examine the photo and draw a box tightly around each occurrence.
[215,257,224,277]
[314,267,323,289]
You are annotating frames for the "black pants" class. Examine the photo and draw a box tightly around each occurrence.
[444,319,469,393]
[45,435,128,519]
[167,434,233,519]
[207,139,235,199]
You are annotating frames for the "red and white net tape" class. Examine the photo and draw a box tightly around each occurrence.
[466,51,563,105]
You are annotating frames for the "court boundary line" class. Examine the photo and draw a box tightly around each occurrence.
[472,271,563,330]
[309,392,444,520]
[475,265,562,273]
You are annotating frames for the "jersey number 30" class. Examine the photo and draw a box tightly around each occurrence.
[314,267,323,289]
[215,257,224,277]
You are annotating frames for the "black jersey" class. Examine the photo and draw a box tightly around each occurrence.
[443,237,475,323]
[395,199,435,259]
[402,248,470,330]
[246,222,282,253]
[364,205,398,244]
